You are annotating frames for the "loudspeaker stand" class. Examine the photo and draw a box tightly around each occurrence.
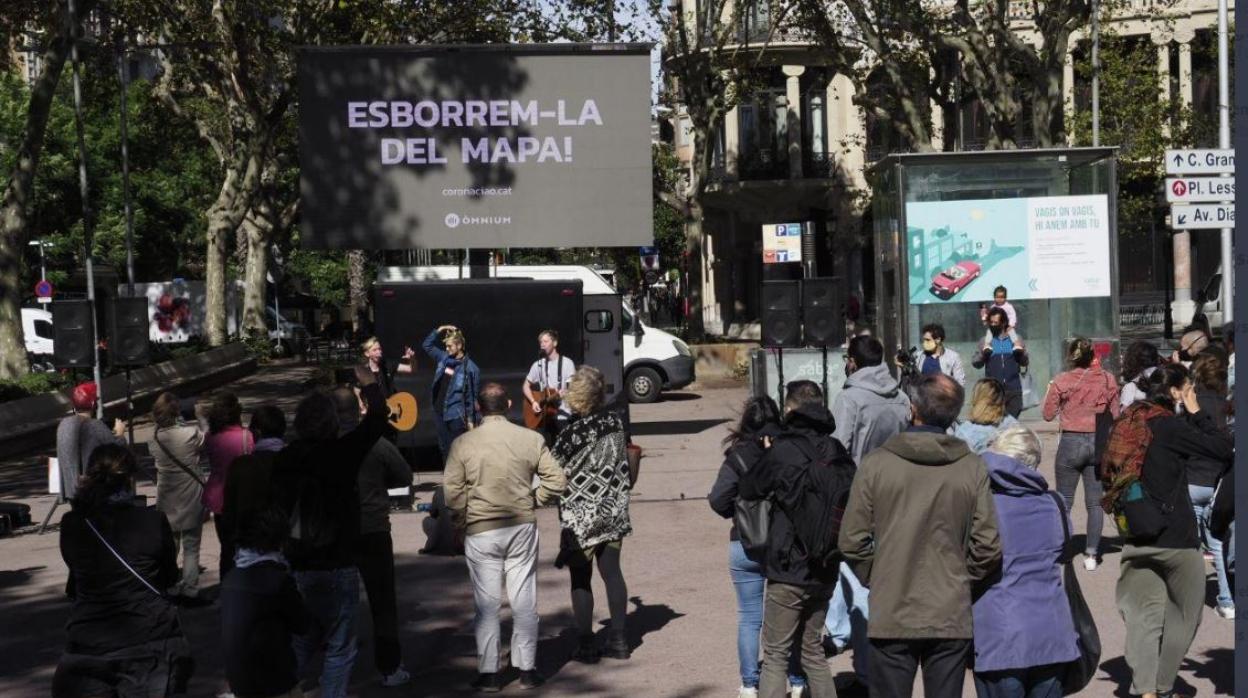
[776,347,785,407]
[39,496,62,535]
[125,367,134,447]
[821,345,829,403]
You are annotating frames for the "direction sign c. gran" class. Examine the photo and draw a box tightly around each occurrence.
[1165,148,1236,175]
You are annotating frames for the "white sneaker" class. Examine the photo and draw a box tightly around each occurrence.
[788,684,806,698]
[381,666,411,687]
[1217,605,1236,620]
[738,687,759,698]
[1083,556,1098,572]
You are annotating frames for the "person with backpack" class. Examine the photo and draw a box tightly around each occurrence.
[739,380,856,698]
[1120,340,1163,409]
[1104,364,1233,698]
[272,367,389,698]
[839,373,1002,698]
[1042,337,1121,571]
[708,396,807,698]
[150,393,207,599]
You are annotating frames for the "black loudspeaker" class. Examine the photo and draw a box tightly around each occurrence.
[803,277,843,347]
[761,280,802,348]
[52,300,94,368]
[108,297,150,367]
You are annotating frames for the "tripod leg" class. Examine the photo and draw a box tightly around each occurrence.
[39,497,62,534]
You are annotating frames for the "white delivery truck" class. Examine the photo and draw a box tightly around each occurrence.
[377,265,695,402]
[21,307,55,369]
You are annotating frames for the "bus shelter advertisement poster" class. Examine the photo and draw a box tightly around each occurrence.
[904,194,1111,305]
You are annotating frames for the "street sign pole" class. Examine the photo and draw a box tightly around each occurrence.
[1217,0,1233,322]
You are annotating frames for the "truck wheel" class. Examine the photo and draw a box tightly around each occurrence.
[627,366,662,404]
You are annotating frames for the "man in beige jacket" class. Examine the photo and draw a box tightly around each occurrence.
[443,382,567,692]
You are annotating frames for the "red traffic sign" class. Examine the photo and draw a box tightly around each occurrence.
[34,279,53,299]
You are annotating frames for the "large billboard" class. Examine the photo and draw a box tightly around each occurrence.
[904,194,1111,305]
[297,45,653,249]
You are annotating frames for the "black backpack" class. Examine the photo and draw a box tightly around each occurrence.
[774,434,856,572]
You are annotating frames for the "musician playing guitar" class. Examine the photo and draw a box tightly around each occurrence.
[523,329,575,444]
[361,336,415,397]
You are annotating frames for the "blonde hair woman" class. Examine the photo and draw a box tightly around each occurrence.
[421,324,481,460]
[552,366,633,663]
[953,379,1019,454]
[360,336,414,396]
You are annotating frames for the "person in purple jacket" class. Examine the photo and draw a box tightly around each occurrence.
[972,426,1080,698]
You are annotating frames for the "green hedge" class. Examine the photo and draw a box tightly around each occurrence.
[0,371,73,403]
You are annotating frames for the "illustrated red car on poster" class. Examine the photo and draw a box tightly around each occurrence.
[929,260,982,300]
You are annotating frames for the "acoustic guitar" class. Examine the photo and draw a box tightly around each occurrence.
[385,392,419,432]
[523,387,561,430]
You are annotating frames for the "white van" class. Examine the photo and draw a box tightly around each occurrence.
[21,307,55,358]
[377,265,695,402]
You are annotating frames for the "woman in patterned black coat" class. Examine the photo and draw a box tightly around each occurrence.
[552,365,633,664]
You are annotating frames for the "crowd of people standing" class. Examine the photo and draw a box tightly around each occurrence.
[712,305,1235,698]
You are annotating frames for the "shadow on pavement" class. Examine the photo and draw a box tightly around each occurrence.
[631,419,729,437]
[658,392,702,402]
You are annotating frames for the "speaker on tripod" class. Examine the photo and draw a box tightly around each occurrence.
[108,297,150,367]
[52,300,95,369]
[802,277,843,347]
[761,280,802,348]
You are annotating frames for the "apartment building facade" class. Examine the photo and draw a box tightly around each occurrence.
[668,0,1234,337]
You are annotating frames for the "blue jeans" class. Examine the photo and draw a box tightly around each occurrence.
[824,561,870,679]
[973,663,1064,698]
[293,568,361,698]
[728,541,804,689]
[436,417,469,462]
[1190,484,1233,608]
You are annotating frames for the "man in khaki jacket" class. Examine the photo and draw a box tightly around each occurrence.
[443,382,566,692]
[838,373,1002,698]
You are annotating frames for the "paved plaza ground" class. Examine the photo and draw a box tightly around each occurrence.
[0,363,1233,696]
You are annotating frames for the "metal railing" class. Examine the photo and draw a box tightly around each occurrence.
[739,149,791,180]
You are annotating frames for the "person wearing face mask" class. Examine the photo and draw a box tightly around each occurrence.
[1111,363,1232,698]
[907,323,965,386]
[973,308,1029,418]
[1170,329,1210,368]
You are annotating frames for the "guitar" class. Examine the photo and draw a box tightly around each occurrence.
[523,387,562,430]
[385,391,419,432]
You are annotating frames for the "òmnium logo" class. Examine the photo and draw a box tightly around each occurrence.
[443,213,512,227]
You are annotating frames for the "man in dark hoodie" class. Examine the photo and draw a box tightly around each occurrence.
[740,380,856,698]
[838,373,1002,698]
[827,334,909,689]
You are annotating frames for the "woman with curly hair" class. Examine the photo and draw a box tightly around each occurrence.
[553,365,633,664]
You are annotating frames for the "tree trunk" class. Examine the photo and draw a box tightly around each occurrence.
[203,142,266,346]
[683,200,706,340]
[240,214,269,339]
[348,250,368,336]
[0,14,72,379]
